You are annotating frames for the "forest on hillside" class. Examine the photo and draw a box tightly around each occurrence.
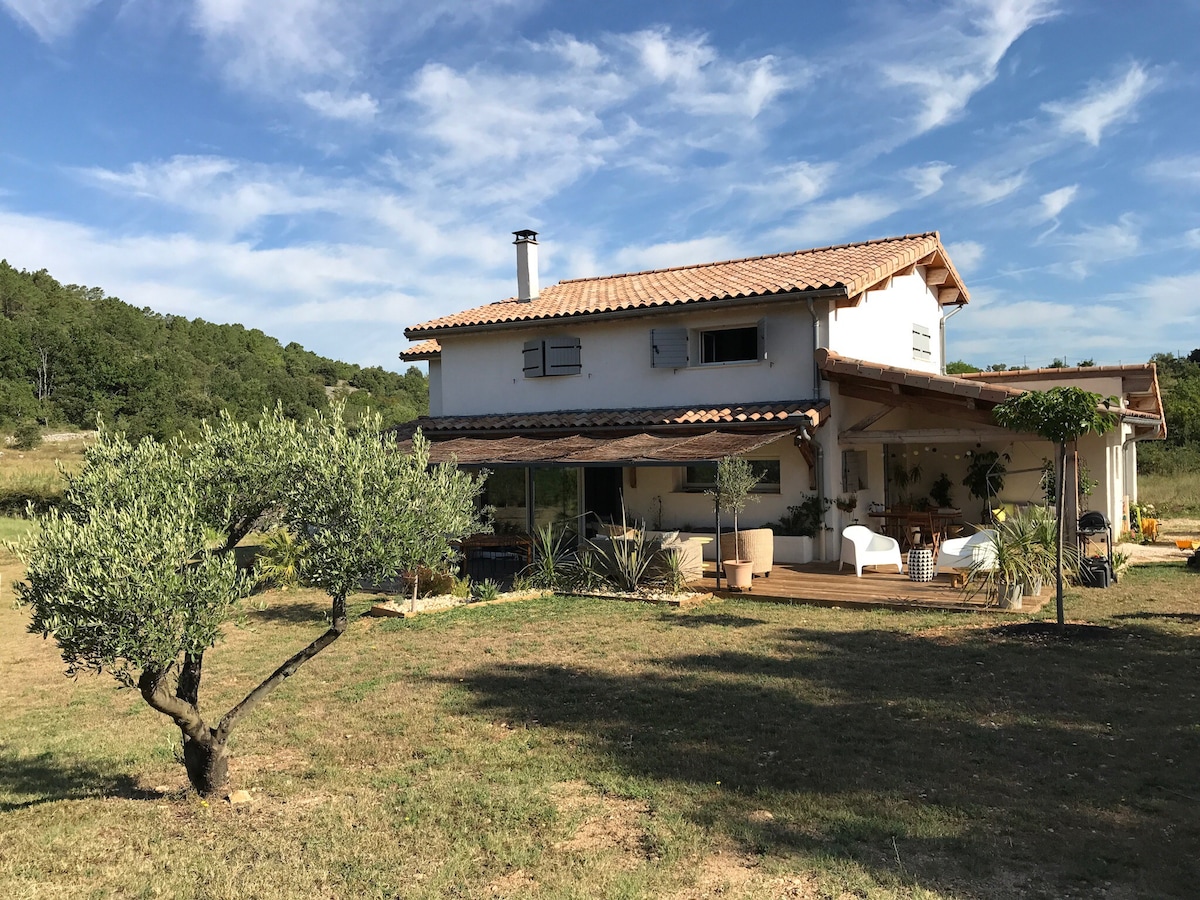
[0,261,427,441]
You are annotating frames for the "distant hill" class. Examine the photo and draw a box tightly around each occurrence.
[0,260,427,440]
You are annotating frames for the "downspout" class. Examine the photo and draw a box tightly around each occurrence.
[807,298,828,559]
[940,303,964,374]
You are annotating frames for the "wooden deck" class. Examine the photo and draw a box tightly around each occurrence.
[689,562,1047,613]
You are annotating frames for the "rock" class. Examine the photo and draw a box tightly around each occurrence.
[228,789,253,808]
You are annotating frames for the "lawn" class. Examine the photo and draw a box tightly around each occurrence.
[1,556,1198,897]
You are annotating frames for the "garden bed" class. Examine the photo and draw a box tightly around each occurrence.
[367,589,549,618]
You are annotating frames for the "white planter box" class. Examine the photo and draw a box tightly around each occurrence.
[772,535,814,564]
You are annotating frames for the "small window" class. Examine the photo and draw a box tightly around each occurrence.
[683,459,781,493]
[912,323,932,362]
[700,326,759,364]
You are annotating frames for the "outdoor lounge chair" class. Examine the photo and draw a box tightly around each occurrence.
[936,528,998,585]
[839,525,902,577]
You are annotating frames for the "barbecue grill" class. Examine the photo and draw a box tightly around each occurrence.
[1078,510,1115,587]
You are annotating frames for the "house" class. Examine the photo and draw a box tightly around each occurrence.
[398,230,1164,562]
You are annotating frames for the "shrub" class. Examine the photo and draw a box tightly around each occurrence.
[254,528,305,589]
[473,579,502,602]
[12,420,43,450]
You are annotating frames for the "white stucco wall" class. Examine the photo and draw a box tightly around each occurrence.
[427,359,443,416]
[823,270,944,373]
[620,437,813,533]
[436,303,820,416]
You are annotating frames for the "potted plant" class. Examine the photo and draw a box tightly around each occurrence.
[965,517,1039,609]
[710,456,761,591]
[889,456,922,509]
[1004,505,1059,598]
[767,494,829,564]
[929,473,954,510]
[962,450,1008,523]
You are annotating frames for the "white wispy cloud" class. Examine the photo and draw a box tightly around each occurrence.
[1051,213,1141,277]
[1143,155,1200,190]
[957,171,1027,206]
[624,27,797,118]
[879,0,1058,135]
[77,155,362,236]
[400,30,803,209]
[945,240,985,273]
[300,90,379,122]
[186,0,538,110]
[1036,184,1078,222]
[1042,61,1159,146]
[610,235,744,273]
[904,163,953,198]
[0,0,99,41]
[767,192,901,248]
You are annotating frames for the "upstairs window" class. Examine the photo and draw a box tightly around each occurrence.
[700,326,759,364]
[524,336,581,378]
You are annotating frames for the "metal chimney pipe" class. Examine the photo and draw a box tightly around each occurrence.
[513,230,539,302]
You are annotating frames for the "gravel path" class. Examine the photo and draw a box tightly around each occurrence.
[1120,516,1200,564]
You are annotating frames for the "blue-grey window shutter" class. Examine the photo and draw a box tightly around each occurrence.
[651,328,688,368]
[545,336,581,375]
[523,339,544,378]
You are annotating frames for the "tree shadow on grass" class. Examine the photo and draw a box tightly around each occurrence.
[441,622,1200,898]
[1112,611,1200,623]
[659,612,768,628]
[0,749,163,812]
[239,599,331,626]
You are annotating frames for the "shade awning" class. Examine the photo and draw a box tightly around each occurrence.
[400,429,797,467]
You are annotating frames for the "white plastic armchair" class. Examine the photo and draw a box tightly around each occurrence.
[936,529,998,580]
[839,525,903,577]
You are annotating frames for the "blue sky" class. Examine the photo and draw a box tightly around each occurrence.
[1,0,1198,371]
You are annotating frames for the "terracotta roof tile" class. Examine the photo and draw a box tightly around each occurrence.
[404,232,968,338]
[398,339,441,361]
[392,400,830,438]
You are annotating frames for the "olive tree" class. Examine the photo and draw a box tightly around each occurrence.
[16,406,486,796]
[994,387,1118,627]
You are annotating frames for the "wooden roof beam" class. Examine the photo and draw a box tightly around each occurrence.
[835,382,999,426]
[925,267,950,286]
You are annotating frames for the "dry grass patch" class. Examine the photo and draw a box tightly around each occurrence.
[2,544,1200,898]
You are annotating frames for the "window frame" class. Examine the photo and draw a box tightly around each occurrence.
[681,459,781,494]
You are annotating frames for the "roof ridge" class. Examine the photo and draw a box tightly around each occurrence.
[556,232,939,286]
[962,363,1153,378]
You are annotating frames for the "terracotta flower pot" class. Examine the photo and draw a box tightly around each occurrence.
[723,559,753,591]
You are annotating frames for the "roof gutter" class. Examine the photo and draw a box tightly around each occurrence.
[404,286,850,341]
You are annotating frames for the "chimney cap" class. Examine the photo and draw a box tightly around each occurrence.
[512,229,538,243]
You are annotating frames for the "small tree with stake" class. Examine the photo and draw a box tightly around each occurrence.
[15,406,486,796]
[993,387,1118,629]
[710,456,762,575]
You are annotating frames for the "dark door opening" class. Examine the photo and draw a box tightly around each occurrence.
[584,466,624,530]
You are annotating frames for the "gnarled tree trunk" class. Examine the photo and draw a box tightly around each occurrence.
[139,594,349,796]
